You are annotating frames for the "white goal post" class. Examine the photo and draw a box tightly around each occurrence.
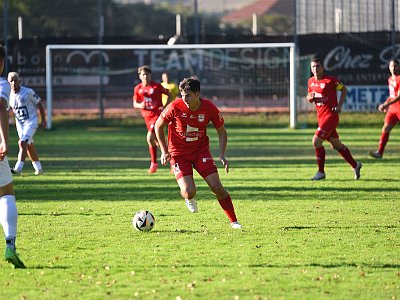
[46,43,297,129]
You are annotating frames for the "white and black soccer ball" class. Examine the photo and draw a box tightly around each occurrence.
[132,210,155,232]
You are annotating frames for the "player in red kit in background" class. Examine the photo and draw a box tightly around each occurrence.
[369,60,400,158]
[307,57,362,180]
[133,65,172,173]
[155,77,242,229]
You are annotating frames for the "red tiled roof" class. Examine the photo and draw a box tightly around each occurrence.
[221,0,293,23]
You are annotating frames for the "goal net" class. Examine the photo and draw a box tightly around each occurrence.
[45,43,297,128]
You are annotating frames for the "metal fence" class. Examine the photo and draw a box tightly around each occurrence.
[296,0,399,34]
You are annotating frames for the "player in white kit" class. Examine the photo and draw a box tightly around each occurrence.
[0,45,26,268]
[8,72,46,176]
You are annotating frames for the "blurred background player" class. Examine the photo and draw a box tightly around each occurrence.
[161,71,179,106]
[307,57,362,180]
[8,72,46,175]
[369,59,400,158]
[133,65,172,174]
[0,45,26,268]
[155,77,242,229]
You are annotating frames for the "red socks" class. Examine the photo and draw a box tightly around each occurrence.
[338,145,357,168]
[378,132,390,155]
[315,146,325,173]
[217,194,237,223]
[149,145,157,164]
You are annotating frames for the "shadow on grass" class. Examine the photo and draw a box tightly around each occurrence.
[247,263,400,269]
[281,225,399,230]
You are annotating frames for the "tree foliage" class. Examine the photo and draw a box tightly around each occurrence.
[0,0,292,40]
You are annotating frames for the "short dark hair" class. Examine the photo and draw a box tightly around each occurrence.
[138,65,151,74]
[311,57,323,65]
[0,45,5,59]
[179,77,200,93]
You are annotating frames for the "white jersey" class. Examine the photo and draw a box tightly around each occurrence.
[0,78,13,186]
[0,77,10,106]
[9,86,41,125]
[0,78,10,144]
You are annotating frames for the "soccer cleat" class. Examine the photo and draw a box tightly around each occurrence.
[311,171,326,180]
[185,198,198,213]
[5,247,26,269]
[34,169,43,176]
[147,163,158,174]
[10,168,22,175]
[353,161,362,180]
[369,150,382,159]
[231,221,243,229]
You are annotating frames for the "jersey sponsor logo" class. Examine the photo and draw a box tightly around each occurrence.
[198,114,205,122]
[190,114,196,119]
[181,112,187,118]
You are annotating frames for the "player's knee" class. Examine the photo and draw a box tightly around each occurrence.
[383,125,392,133]
[181,188,196,200]
[18,139,28,148]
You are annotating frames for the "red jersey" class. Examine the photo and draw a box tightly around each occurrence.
[133,81,169,117]
[387,75,400,113]
[160,98,224,156]
[308,75,343,120]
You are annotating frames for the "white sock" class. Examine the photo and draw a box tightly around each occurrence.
[14,161,25,171]
[0,195,18,245]
[32,161,42,172]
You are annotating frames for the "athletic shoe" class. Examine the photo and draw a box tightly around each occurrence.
[185,198,198,213]
[369,151,382,159]
[353,161,362,180]
[10,168,21,175]
[147,163,158,174]
[231,221,243,229]
[4,247,26,269]
[311,171,326,180]
[34,169,43,176]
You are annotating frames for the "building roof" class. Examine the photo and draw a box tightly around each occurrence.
[221,0,293,23]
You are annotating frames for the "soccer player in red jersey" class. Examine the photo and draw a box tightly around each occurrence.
[155,77,242,229]
[307,57,362,180]
[369,59,400,158]
[133,65,172,173]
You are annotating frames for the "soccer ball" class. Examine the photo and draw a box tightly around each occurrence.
[132,210,155,232]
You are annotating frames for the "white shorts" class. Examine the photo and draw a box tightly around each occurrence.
[0,156,13,187]
[16,121,38,144]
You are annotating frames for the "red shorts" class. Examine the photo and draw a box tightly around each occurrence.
[384,110,400,125]
[170,149,218,180]
[142,111,161,131]
[315,115,339,140]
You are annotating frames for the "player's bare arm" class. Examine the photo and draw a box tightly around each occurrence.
[154,117,170,165]
[333,84,347,113]
[216,125,229,173]
[379,93,400,112]
[133,99,145,109]
[307,91,315,103]
[37,101,47,129]
[0,98,9,160]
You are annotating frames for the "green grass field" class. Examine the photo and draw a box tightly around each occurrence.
[1,113,399,300]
